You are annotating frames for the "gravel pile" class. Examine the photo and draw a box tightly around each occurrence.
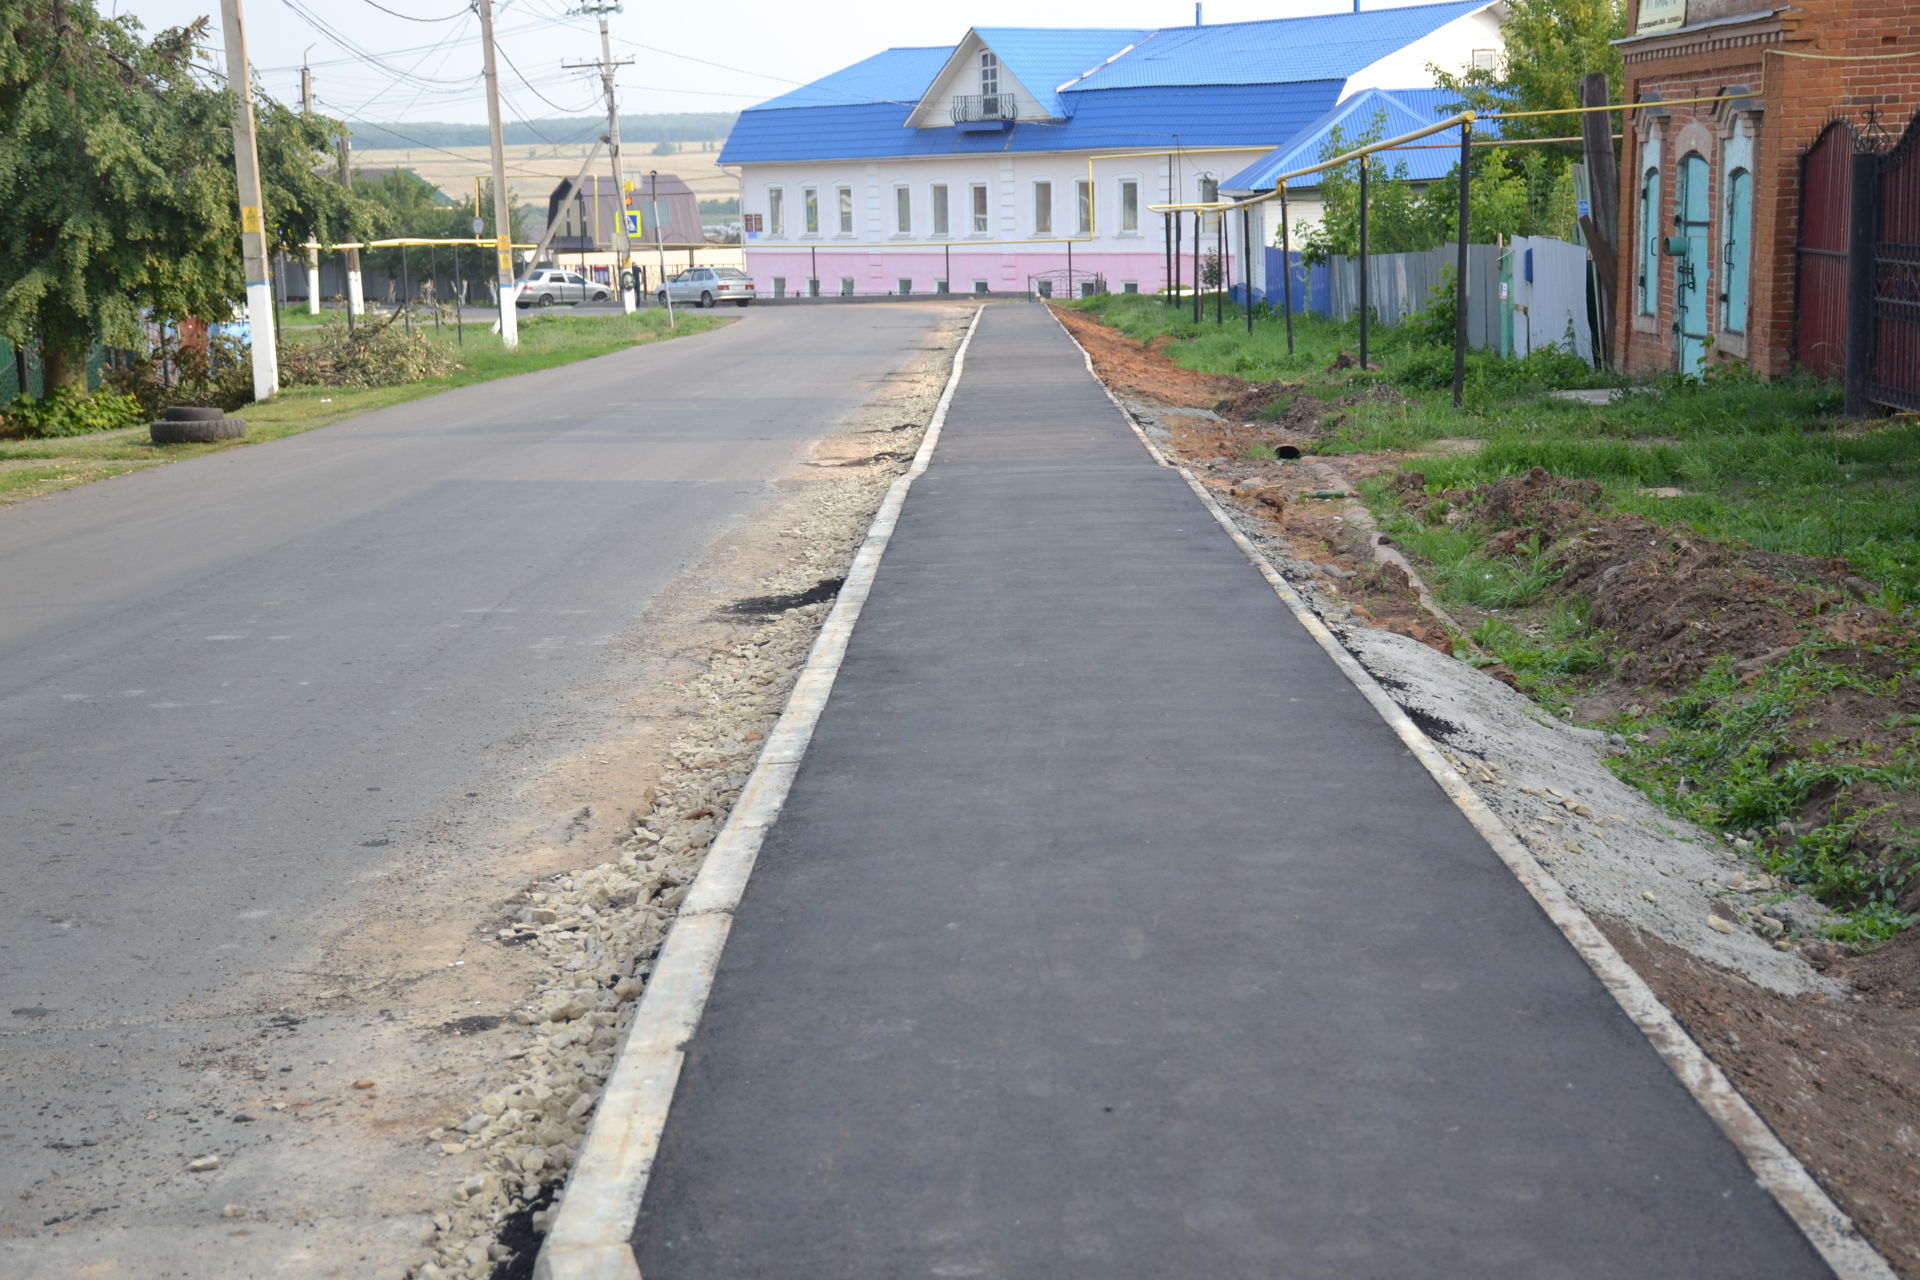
[407,310,968,1280]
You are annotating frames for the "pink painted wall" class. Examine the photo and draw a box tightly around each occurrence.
[738,247,1193,297]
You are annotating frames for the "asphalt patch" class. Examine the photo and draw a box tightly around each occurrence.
[723,577,843,615]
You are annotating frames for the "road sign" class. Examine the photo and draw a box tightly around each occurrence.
[624,211,642,238]
[472,217,484,236]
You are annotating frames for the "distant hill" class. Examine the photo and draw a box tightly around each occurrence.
[349,112,739,151]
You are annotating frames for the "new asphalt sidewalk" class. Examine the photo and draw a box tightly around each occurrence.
[627,304,1830,1277]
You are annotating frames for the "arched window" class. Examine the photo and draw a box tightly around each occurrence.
[1720,117,1755,336]
[1198,175,1219,204]
[981,51,999,105]
[1639,166,1661,315]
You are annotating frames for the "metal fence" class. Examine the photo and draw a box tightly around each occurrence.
[0,337,117,407]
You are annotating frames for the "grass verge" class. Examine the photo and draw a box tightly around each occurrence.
[0,310,728,509]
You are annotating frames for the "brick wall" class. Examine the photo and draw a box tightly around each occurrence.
[1614,0,1920,378]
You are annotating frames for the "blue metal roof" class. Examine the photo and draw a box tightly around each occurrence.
[722,81,1347,165]
[722,3,1496,165]
[969,28,1149,118]
[1072,2,1490,90]
[749,46,953,111]
[1221,87,1494,191]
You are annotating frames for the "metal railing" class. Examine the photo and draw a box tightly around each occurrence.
[952,94,1017,124]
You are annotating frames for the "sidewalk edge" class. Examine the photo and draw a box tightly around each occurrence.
[532,306,986,1280]
[1048,306,1895,1280]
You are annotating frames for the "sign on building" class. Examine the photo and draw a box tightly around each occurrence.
[1637,0,1686,34]
[624,211,643,238]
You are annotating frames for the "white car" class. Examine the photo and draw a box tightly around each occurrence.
[657,267,756,308]
[516,269,612,308]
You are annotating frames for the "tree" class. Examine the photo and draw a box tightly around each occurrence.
[0,2,370,393]
[1431,0,1626,154]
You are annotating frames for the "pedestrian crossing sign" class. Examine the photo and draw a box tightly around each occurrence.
[624,211,642,238]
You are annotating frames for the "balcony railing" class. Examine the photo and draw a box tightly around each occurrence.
[951,93,1017,124]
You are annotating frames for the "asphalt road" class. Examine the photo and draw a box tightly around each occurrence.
[0,304,951,1266]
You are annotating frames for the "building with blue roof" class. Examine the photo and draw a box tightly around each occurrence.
[722,2,1505,299]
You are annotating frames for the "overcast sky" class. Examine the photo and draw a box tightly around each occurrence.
[110,0,1425,130]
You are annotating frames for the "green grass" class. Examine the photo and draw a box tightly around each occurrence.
[1066,291,1920,600]
[0,311,728,508]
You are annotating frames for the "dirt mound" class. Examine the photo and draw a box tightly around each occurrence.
[1049,305,1246,408]
[1213,381,1298,420]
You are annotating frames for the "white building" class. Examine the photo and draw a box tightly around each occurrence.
[720,2,1507,298]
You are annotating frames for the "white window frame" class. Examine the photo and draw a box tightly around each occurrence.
[894,184,913,236]
[1118,177,1140,234]
[766,186,784,238]
[1033,179,1053,236]
[1075,179,1092,236]
[836,185,854,236]
[981,51,999,100]
[931,184,949,237]
[971,182,989,235]
[802,186,818,236]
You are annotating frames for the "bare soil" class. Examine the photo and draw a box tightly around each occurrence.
[1051,302,1920,1276]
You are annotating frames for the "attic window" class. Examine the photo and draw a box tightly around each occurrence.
[1471,48,1498,72]
[981,51,999,103]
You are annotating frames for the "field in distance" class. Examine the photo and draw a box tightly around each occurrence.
[354,140,737,210]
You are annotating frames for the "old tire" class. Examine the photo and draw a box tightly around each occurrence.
[163,405,225,422]
[150,417,247,445]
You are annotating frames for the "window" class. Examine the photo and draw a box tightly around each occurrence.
[839,276,855,296]
[1634,129,1661,319]
[767,187,784,237]
[897,278,913,295]
[1120,179,1139,232]
[1079,280,1097,298]
[807,276,820,297]
[1638,166,1660,315]
[973,279,989,295]
[1076,179,1092,235]
[1122,281,1139,293]
[935,278,949,293]
[1037,279,1054,298]
[932,184,949,236]
[981,50,999,103]
[803,186,818,235]
[895,186,912,235]
[971,183,989,233]
[837,186,853,235]
[1034,180,1052,235]
[1198,176,1218,204]
[1721,117,1755,337]
[1471,48,1498,72]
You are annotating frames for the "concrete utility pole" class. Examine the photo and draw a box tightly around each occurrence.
[477,0,519,348]
[300,56,320,316]
[565,4,637,314]
[219,0,279,401]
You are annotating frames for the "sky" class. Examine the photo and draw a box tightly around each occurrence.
[109,0,1429,129]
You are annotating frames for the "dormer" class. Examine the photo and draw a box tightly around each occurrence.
[904,31,1054,131]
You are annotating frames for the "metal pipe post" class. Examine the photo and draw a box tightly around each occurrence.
[1242,204,1253,333]
[1173,212,1182,303]
[1192,211,1201,324]
[1281,187,1294,355]
[1452,120,1472,409]
[1357,159,1370,370]
[1215,214,1224,324]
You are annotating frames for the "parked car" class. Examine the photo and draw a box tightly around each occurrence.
[515,269,611,308]
[657,267,755,308]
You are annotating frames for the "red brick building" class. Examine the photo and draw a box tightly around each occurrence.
[1613,0,1920,379]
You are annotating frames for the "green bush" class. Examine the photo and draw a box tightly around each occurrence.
[104,333,256,416]
[0,386,144,438]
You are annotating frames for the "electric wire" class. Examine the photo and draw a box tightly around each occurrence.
[353,0,469,23]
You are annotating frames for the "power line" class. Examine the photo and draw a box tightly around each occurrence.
[353,0,469,22]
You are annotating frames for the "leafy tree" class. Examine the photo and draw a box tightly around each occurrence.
[0,1,370,394]
[1431,0,1626,152]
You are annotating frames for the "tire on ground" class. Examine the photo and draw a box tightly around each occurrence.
[162,405,226,422]
[150,417,248,445]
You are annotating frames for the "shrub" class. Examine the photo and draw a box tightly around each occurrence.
[0,386,145,439]
[278,315,455,388]
[104,332,256,416]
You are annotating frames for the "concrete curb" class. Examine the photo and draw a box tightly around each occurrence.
[1048,306,1895,1280]
[532,307,985,1280]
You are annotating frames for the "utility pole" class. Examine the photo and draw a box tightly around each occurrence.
[300,55,320,316]
[478,0,519,348]
[219,0,278,401]
[564,4,637,314]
